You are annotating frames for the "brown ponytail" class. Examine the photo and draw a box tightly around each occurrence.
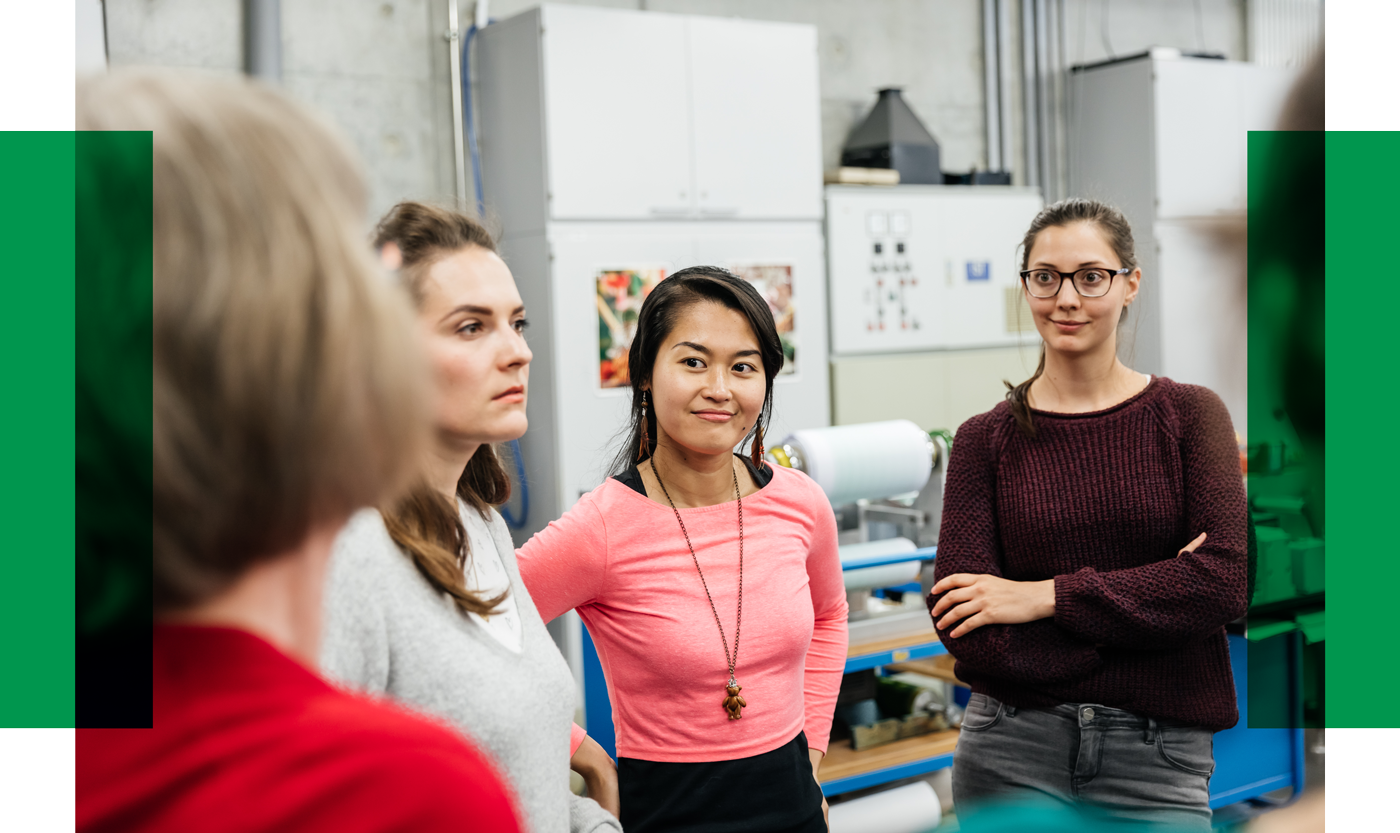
[375,201,511,617]
[1004,198,1138,438]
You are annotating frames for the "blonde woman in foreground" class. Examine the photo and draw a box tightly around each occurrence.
[75,71,522,833]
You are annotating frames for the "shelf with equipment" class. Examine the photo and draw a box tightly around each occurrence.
[844,627,946,673]
[820,547,956,797]
[819,729,959,795]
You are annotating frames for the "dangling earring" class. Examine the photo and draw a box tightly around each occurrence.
[637,391,650,462]
[750,420,765,469]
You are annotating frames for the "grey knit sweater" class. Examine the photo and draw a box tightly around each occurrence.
[321,507,621,833]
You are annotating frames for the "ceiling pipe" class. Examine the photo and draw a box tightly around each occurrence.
[997,0,1016,182]
[449,0,468,209]
[982,0,1002,172]
[1035,0,1053,200]
[244,0,282,83]
[1021,0,1040,189]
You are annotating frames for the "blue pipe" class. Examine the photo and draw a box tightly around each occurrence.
[461,23,487,215]
[500,439,530,529]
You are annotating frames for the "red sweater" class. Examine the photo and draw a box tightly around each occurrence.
[78,625,523,833]
[928,377,1248,731]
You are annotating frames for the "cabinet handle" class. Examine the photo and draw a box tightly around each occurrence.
[699,207,740,217]
[649,207,692,217]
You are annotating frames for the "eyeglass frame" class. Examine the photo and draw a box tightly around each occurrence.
[1018,267,1132,299]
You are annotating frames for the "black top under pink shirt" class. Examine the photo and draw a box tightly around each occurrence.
[928,377,1248,732]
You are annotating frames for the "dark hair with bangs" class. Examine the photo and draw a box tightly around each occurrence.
[609,266,784,476]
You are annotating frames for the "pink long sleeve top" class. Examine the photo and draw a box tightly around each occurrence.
[517,462,849,763]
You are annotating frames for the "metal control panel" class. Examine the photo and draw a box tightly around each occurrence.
[826,186,1042,356]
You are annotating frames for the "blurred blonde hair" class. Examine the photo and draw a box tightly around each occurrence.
[77,70,434,611]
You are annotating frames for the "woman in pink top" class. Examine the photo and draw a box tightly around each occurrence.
[517,267,848,833]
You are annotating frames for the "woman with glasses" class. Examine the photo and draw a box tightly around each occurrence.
[926,199,1247,831]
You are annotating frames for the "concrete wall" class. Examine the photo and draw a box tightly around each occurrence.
[106,0,1250,220]
[107,0,460,223]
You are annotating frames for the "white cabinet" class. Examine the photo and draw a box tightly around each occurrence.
[1069,52,1293,431]
[540,7,693,220]
[1152,59,1294,219]
[687,16,824,220]
[479,5,823,230]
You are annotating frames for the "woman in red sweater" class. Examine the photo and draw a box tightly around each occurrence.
[517,267,848,833]
[927,199,1248,831]
[75,71,522,833]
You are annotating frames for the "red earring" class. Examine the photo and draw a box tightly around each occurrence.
[750,421,765,469]
[637,392,650,462]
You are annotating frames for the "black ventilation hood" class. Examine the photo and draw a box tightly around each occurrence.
[840,88,941,185]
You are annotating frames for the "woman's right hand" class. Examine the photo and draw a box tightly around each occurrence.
[1179,532,1207,556]
[569,734,621,818]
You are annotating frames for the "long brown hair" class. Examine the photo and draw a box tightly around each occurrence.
[1005,198,1139,438]
[375,201,511,617]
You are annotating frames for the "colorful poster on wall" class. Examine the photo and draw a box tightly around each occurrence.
[730,263,797,375]
[596,265,668,389]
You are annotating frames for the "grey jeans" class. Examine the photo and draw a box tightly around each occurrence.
[952,694,1215,832]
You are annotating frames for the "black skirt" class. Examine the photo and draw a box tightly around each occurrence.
[618,732,827,833]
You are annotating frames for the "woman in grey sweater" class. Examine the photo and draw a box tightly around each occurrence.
[320,201,621,833]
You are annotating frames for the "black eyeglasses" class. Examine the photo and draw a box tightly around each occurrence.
[1019,267,1130,298]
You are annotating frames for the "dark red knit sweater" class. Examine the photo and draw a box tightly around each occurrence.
[928,377,1248,732]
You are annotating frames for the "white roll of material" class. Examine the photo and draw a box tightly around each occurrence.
[828,781,943,833]
[787,420,933,506]
[843,561,922,591]
[839,538,922,591]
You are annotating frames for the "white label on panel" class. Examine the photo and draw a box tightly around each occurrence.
[867,211,888,237]
[890,211,911,236]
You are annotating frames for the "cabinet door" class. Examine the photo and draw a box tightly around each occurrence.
[1154,60,1294,218]
[541,6,693,220]
[687,17,823,220]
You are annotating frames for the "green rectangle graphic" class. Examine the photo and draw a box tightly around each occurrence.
[0,132,78,726]
[1245,131,1324,729]
[1322,132,1400,728]
[75,131,154,728]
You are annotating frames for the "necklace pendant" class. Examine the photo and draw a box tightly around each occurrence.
[723,680,746,720]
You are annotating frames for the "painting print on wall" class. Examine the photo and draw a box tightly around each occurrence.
[597,266,668,389]
[731,263,797,375]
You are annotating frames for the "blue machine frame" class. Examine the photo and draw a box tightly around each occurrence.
[579,547,1305,815]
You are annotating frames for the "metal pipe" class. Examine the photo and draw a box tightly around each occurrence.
[1021,0,1039,189]
[448,0,468,209]
[1051,0,1067,199]
[243,0,281,83]
[982,0,1002,172]
[1035,0,1053,201]
[998,0,1016,180]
